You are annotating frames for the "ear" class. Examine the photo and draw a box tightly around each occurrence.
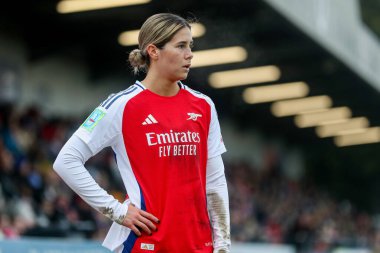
[146,44,160,61]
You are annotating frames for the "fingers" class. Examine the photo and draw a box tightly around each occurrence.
[135,219,152,235]
[140,209,160,224]
[139,215,157,232]
[130,224,142,237]
[122,203,159,237]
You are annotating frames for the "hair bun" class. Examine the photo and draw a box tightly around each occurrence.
[128,49,147,74]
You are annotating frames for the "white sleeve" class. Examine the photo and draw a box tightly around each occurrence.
[206,155,231,253]
[207,101,227,159]
[53,134,129,224]
[74,103,122,155]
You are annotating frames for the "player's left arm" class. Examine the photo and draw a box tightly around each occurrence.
[205,97,231,252]
[206,155,231,253]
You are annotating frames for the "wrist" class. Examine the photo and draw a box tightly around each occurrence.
[101,199,130,224]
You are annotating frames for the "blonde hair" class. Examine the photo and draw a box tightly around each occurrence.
[128,13,191,75]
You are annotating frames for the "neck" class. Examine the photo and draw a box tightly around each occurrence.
[141,70,180,97]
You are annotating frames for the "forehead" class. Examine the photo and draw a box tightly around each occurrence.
[169,27,193,43]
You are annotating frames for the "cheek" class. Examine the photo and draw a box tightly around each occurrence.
[159,51,182,72]
[167,52,182,64]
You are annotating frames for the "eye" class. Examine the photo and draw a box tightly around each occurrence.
[177,44,186,49]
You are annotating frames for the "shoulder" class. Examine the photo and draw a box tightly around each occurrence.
[181,82,215,108]
[99,83,145,111]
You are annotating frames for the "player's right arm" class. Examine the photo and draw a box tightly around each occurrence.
[53,134,128,224]
[53,135,158,236]
[53,98,158,235]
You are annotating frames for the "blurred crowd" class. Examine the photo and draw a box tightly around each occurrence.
[1,103,380,253]
[227,158,380,253]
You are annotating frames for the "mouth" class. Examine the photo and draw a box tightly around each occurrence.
[183,64,191,69]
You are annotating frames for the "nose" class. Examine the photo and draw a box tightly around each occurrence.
[186,48,193,60]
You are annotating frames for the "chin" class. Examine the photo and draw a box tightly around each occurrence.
[179,73,189,80]
[170,72,188,82]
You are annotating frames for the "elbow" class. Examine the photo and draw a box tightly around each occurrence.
[53,153,64,174]
[52,135,89,177]
[53,148,73,175]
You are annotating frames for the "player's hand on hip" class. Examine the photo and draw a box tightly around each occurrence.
[121,203,160,236]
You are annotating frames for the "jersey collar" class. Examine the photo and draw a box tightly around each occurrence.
[135,80,185,90]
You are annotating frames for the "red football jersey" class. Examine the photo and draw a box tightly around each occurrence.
[75,81,226,253]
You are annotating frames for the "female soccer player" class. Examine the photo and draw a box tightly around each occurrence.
[54,13,230,253]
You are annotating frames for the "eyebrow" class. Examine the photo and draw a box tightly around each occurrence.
[176,40,194,45]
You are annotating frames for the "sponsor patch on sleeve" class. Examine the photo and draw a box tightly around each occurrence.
[81,108,106,132]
